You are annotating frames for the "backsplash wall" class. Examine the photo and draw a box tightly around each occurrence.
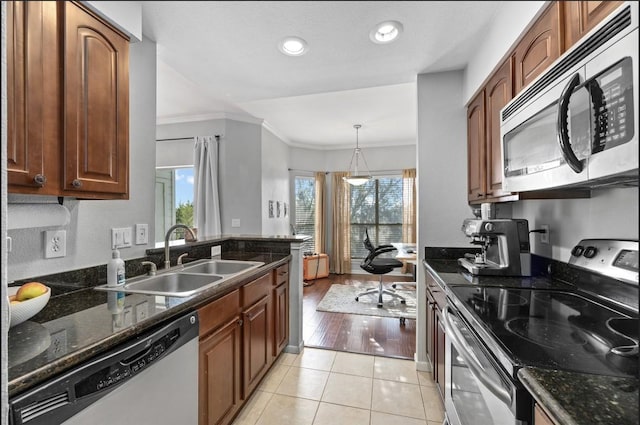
[513,187,639,262]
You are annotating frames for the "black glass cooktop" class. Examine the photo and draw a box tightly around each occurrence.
[449,286,638,378]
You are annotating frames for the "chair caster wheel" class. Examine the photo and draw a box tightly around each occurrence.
[400,317,406,325]
[392,284,397,289]
[377,304,383,308]
[401,300,406,304]
[355,297,359,302]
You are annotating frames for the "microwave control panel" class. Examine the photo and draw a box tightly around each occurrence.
[591,57,634,152]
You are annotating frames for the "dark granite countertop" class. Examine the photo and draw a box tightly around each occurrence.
[8,252,290,397]
[519,367,639,425]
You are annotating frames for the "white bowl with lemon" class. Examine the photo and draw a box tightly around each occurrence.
[8,282,51,328]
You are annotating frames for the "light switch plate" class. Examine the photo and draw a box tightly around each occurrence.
[44,230,66,258]
[112,227,132,249]
[231,218,241,228]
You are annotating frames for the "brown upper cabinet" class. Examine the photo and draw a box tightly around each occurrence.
[484,59,513,200]
[7,1,130,199]
[467,91,486,202]
[563,1,625,50]
[513,1,563,94]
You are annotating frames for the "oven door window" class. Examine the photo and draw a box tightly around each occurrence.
[449,314,515,425]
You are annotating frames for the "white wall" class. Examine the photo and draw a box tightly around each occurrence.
[417,71,470,250]
[6,36,157,281]
[463,1,545,103]
[415,70,470,370]
[290,144,416,173]
[218,120,263,234]
[261,127,291,236]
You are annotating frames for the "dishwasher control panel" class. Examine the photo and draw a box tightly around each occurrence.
[9,312,198,425]
[75,328,180,397]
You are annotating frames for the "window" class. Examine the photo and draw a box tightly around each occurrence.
[294,176,316,253]
[155,167,194,244]
[350,177,403,259]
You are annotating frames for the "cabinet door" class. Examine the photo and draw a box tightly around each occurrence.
[199,318,242,425]
[513,2,562,94]
[484,59,513,198]
[7,1,60,193]
[273,282,289,356]
[467,91,486,202]
[564,1,624,50]
[63,2,129,198]
[435,309,446,398]
[243,296,271,398]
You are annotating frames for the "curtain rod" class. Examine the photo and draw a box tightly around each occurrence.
[156,135,221,142]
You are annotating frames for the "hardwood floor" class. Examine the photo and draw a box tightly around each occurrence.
[302,273,416,359]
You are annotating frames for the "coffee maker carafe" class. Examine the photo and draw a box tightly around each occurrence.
[458,218,531,276]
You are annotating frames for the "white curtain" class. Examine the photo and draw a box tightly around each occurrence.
[193,136,221,237]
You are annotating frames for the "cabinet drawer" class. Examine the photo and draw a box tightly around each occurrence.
[241,273,272,308]
[198,289,240,337]
[274,263,289,286]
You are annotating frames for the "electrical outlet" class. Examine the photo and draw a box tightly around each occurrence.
[211,245,222,257]
[540,224,550,244]
[44,230,67,258]
[231,218,241,228]
[135,224,149,245]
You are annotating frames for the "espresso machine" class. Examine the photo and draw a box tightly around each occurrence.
[458,218,532,276]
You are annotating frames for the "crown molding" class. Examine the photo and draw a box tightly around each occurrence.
[157,111,263,126]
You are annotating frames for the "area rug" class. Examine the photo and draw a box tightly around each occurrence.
[316,284,416,320]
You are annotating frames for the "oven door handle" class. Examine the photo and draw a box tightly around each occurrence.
[443,306,512,406]
[556,72,584,173]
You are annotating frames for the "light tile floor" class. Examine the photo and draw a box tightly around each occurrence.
[232,348,445,425]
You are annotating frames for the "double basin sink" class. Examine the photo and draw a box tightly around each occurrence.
[96,259,264,297]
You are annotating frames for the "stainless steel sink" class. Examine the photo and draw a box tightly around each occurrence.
[117,273,224,297]
[94,259,264,297]
[180,259,264,275]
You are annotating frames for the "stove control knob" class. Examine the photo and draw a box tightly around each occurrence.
[484,222,494,232]
[584,246,598,258]
[571,245,584,257]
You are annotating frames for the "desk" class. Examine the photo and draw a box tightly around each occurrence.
[391,243,417,288]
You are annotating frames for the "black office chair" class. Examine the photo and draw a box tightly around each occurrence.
[355,229,405,308]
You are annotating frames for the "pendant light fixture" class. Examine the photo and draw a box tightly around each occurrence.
[343,124,372,186]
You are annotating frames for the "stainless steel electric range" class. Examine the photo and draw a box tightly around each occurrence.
[443,239,638,425]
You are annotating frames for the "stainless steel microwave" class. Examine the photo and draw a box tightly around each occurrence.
[501,2,638,192]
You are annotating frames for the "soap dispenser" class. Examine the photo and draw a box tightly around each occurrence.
[107,250,126,313]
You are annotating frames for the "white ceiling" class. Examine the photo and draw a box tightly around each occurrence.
[142,1,501,149]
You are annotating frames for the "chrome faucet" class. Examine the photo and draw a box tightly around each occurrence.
[164,224,197,269]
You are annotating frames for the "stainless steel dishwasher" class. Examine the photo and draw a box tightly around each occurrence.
[9,311,199,425]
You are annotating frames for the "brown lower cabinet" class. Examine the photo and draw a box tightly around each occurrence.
[198,262,290,425]
[425,269,447,398]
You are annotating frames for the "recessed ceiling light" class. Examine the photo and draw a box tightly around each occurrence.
[369,20,403,44]
[278,36,308,56]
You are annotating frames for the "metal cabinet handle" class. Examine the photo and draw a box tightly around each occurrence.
[237,319,243,326]
[34,174,47,186]
[71,179,82,188]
